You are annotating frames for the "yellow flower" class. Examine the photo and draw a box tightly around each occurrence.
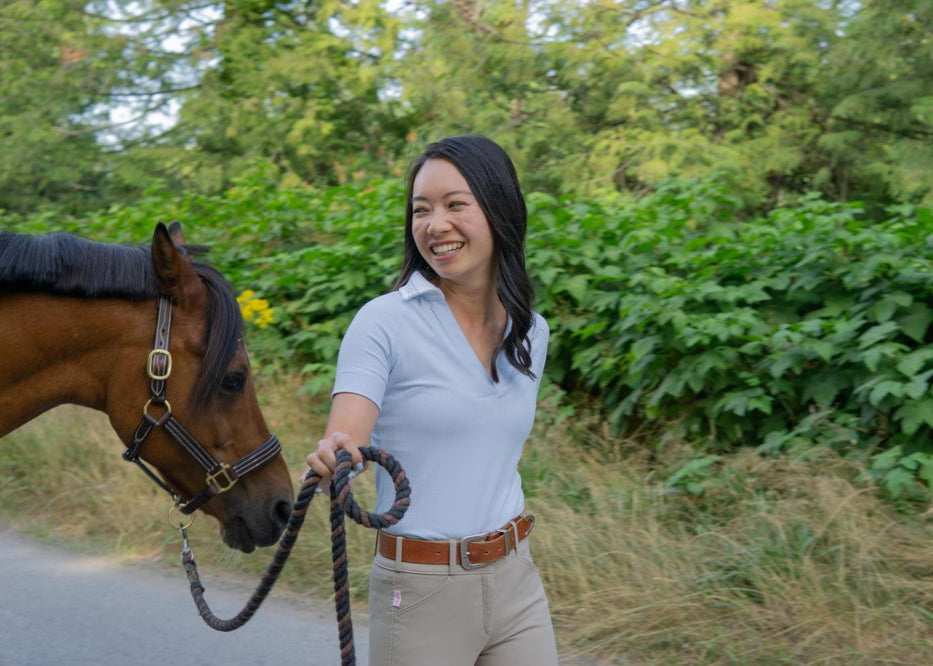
[237,290,275,328]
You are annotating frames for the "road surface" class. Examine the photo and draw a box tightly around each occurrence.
[0,529,365,665]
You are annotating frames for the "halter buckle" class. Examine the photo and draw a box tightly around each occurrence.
[205,463,237,494]
[147,348,173,380]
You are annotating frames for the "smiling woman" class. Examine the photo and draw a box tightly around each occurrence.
[304,135,558,666]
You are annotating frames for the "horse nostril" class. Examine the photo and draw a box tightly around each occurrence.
[271,498,292,527]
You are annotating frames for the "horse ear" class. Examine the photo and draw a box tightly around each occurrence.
[152,223,199,304]
[167,221,187,248]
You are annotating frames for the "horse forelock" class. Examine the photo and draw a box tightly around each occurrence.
[191,263,245,411]
[0,231,244,410]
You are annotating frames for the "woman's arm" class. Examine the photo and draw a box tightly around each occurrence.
[305,392,379,482]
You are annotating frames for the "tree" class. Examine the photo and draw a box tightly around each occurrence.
[820,0,933,205]
[165,0,409,190]
[0,0,208,213]
[4,0,930,214]
[0,0,121,212]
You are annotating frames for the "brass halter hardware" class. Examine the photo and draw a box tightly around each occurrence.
[168,504,197,530]
[146,348,172,380]
[123,294,281,515]
[205,463,237,494]
[142,398,172,420]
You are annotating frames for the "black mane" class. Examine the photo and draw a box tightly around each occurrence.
[0,232,157,299]
[0,231,243,409]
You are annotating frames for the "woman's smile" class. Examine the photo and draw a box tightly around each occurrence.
[429,241,465,258]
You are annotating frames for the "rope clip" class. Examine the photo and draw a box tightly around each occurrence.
[178,523,193,560]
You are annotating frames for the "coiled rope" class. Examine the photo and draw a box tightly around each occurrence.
[178,446,410,665]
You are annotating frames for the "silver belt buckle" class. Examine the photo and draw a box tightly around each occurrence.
[496,526,512,555]
[521,514,535,540]
[459,531,493,570]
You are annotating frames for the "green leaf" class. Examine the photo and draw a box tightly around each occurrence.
[558,275,589,302]
[869,380,906,407]
[898,305,933,343]
[894,398,933,436]
[870,298,898,323]
[882,468,916,499]
[858,322,900,348]
[897,349,933,377]
[802,372,848,407]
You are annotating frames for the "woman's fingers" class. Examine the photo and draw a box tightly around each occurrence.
[305,439,337,479]
[331,431,366,470]
[304,432,366,484]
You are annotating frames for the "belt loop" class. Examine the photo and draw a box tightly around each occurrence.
[448,539,457,574]
[394,534,403,563]
[509,519,520,556]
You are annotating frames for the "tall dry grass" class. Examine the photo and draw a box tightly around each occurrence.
[2,376,933,664]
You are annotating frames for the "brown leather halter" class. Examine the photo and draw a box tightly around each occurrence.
[122,294,282,515]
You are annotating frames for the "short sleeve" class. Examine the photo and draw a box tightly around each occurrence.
[331,298,395,409]
[531,313,550,382]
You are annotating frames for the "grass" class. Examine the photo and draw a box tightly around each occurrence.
[2,375,933,664]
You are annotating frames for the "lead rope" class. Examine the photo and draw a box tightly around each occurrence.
[178,447,410,665]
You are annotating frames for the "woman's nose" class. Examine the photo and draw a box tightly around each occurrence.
[426,213,453,234]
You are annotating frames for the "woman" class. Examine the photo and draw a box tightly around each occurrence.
[305,135,558,665]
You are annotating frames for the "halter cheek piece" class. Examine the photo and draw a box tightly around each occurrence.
[122,295,282,515]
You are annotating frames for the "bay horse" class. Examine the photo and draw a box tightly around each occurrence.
[0,222,293,552]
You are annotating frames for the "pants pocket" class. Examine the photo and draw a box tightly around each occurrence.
[370,562,452,617]
[515,544,540,575]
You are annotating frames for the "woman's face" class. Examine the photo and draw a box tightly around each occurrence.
[410,158,495,288]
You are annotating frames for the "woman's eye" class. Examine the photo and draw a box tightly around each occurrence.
[221,372,246,394]
[412,206,427,215]
[449,201,465,210]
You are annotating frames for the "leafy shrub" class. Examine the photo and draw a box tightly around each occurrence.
[6,171,933,496]
[528,182,933,497]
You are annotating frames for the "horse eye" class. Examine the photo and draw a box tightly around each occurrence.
[221,371,246,394]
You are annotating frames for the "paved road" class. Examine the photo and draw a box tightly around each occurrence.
[0,529,365,665]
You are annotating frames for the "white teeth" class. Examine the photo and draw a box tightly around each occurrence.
[431,242,464,256]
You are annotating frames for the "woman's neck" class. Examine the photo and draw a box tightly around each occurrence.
[436,273,505,326]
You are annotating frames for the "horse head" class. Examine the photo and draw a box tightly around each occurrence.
[105,223,294,552]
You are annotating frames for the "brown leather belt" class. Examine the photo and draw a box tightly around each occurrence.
[376,515,535,570]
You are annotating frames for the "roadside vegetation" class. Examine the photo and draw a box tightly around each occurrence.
[3,380,933,664]
[5,175,933,663]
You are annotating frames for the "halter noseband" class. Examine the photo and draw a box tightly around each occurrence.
[122,295,282,515]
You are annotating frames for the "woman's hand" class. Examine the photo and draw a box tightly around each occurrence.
[301,392,379,488]
[303,431,366,486]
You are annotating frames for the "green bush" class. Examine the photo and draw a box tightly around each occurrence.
[6,170,933,497]
[528,182,933,498]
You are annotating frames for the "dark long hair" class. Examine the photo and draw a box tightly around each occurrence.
[395,135,536,382]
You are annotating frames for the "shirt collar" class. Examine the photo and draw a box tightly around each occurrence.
[398,270,443,301]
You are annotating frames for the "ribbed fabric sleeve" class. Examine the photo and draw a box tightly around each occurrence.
[332,298,396,409]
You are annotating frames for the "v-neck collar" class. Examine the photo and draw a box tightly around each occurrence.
[400,271,510,388]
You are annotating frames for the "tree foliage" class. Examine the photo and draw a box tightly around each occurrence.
[167,0,412,190]
[2,0,932,213]
[0,1,125,212]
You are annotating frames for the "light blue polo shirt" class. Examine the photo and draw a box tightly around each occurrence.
[332,270,549,539]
